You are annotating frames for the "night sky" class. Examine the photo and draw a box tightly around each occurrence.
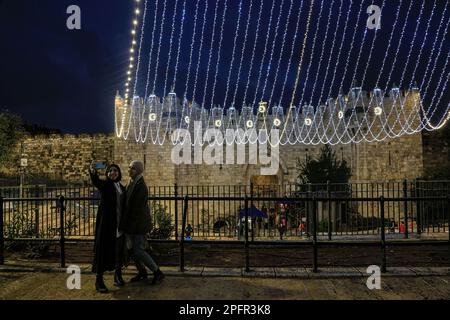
[0,0,448,134]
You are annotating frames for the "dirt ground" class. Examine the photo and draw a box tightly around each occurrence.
[0,269,449,300]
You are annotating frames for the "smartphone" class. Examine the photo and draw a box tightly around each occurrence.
[94,161,107,170]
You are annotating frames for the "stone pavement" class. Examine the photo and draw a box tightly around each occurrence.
[0,261,449,300]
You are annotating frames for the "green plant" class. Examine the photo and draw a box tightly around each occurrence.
[148,201,174,239]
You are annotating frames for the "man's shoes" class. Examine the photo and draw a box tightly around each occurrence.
[151,269,165,285]
[129,272,148,283]
[95,275,109,293]
[114,269,125,287]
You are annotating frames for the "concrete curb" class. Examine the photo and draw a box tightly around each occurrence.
[1,264,449,278]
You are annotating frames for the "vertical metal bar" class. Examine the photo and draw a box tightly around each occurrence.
[416,180,422,236]
[245,195,250,272]
[327,180,331,240]
[59,195,66,268]
[250,183,254,242]
[312,196,318,273]
[0,196,4,265]
[180,195,188,272]
[403,179,408,239]
[174,184,178,240]
[380,196,386,273]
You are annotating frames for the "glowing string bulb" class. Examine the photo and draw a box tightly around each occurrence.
[374,107,383,116]
[246,120,254,128]
[149,113,157,122]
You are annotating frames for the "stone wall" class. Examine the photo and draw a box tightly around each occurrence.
[1,134,114,183]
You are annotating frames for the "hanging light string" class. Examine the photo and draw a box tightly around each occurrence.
[250,0,277,107]
[201,0,222,108]
[241,0,265,106]
[278,0,305,107]
[277,0,306,146]
[315,0,349,145]
[184,0,201,99]
[319,0,356,143]
[304,0,335,144]
[282,0,314,142]
[144,0,160,99]
[162,0,180,98]
[406,2,449,133]
[151,0,168,95]
[389,0,437,137]
[259,0,287,105]
[209,0,229,108]
[366,0,416,142]
[123,0,146,141]
[223,0,244,108]
[231,0,255,108]
[334,0,380,144]
[172,0,187,92]
[191,1,209,103]
[348,2,402,143]
[411,4,450,132]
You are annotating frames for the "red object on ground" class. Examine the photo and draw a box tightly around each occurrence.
[400,222,405,233]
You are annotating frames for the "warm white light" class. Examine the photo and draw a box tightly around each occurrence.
[258,105,266,113]
[246,120,254,128]
[127,71,131,75]
[305,118,312,126]
[129,64,134,68]
[133,20,138,25]
[273,118,281,127]
[130,48,134,53]
[125,83,129,87]
[136,9,140,15]
[338,111,344,119]
[374,107,383,116]
[131,30,136,35]
[149,113,157,121]
[215,120,222,127]
[128,77,131,81]
[132,40,137,45]
[130,57,134,61]
[184,116,190,124]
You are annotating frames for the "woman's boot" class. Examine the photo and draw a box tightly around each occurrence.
[114,268,125,287]
[151,268,165,285]
[95,274,108,293]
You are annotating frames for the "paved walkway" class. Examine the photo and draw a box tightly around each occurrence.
[0,262,449,300]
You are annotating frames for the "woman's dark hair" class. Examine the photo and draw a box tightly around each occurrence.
[105,164,122,182]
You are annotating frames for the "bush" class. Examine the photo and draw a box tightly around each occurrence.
[148,201,174,239]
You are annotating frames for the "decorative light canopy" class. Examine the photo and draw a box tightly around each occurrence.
[115,0,450,146]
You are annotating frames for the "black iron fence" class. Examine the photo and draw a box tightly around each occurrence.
[1,194,449,272]
[1,181,450,241]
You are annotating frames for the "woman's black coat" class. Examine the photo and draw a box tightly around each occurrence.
[90,171,126,274]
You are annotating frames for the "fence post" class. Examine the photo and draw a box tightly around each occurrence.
[447,195,450,245]
[0,196,4,265]
[327,180,332,241]
[245,195,250,273]
[312,196,318,273]
[415,180,422,236]
[403,179,408,239]
[250,183,254,242]
[174,184,178,241]
[180,195,188,272]
[380,196,386,273]
[59,195,65,268]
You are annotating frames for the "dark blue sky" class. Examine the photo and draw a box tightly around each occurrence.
[0,0,448,133]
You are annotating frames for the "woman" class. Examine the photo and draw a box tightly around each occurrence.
[89,162,126,293]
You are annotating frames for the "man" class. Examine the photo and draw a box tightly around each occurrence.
[120,160,165,284]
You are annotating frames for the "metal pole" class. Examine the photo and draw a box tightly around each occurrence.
[250,183,254,242]
[447,196,450,261]
[380,196,386,273]
[180,195,188,272]
[174,184,178,240]
[245,195,250,272]
[312,196,318,273]
[403,179,408,239]
[327,180,332,240]
[416,180,422,236]
[59,196,65,268]
[0,196,4,265]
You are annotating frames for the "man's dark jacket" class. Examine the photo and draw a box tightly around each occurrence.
[121,177,151,235]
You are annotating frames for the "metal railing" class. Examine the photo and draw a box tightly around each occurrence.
[1,194,449,273]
